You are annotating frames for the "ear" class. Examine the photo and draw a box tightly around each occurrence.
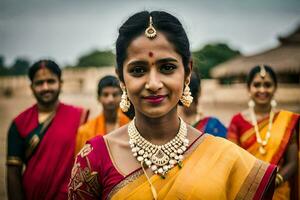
[185,59,193,84]
[119,81,126,90]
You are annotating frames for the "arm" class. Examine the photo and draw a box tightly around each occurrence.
[276,130,298,187]
[6,122,25,200]
[68,144,101,200]
[7,165,24,200]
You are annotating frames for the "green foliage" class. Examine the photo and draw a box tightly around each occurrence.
[192,43,240,79]
[0,56,30,76]
[76,50,115,67]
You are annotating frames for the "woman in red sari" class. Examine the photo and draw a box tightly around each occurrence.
[227,65,299,200]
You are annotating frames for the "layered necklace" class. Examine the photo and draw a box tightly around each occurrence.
[248,100,276,155]
[128,118,189,178]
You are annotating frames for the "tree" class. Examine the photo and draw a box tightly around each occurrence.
[9,58,30,75]
[0,56,9,76]
[76,50,115,67]
[192,43,240,79]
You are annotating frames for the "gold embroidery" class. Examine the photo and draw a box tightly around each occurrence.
[25,134,40,159]
[68,148,100,200]
[107,170,144,200]
[78,144,93,157]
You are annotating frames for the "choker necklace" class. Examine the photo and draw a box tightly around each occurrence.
[248,99,276,155]
[128,118,189,178]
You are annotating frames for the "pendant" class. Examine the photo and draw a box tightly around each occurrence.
[259,146,266,155]
[151,149,170,166]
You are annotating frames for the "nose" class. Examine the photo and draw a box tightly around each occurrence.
[146,69,163,92]
[107,94,115,102]
[41,82,49,90]
[258,85,266,93]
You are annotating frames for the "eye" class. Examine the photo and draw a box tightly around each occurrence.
[253,82,261,88]
[33,80,44,86]
[47,79,57,84]
[264,82,273,88]
[129,66,146,76]
[160,64,176,74]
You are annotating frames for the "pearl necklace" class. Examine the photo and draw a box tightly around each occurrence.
[128,118,189,178]
[248,100,276,155]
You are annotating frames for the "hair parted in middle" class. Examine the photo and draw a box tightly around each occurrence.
[115,10,191,82]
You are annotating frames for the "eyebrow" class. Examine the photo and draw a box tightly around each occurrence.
[127,57,179,66]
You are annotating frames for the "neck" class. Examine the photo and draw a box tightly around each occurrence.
[37,101,59,113]
[103,109,118,123]
[254,103,272,114]
[134,108,180,145]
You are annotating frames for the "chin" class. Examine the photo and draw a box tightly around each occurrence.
[254,99,271,106]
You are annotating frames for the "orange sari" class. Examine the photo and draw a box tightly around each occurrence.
[75,109,130,154]
[228,110,300,200]
[109,135,276,200]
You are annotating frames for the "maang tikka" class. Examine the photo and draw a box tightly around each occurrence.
[260,65,266,78]
[120,87,130,112]
[180,83,193,107]
[145,16,157,39]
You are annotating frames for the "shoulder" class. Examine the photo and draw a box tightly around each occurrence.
[78,115,100,131]
[14,104,37,123]
[231,112,243,122]
[203,135,252,157]
[59,102,85,113]
[59,102,89,124]
[104,125,129,145]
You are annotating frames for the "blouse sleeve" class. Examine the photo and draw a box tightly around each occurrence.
[6,122,25,166]
[227,115,240,145]
[68,144,101,200]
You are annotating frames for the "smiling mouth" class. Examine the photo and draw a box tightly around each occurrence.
[143,95,166,104]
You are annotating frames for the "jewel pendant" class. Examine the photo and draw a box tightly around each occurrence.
[259,146,266,155]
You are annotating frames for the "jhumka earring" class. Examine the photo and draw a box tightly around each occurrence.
[120,87,130,112]
[145,16,157,39]
[180,83,193,107]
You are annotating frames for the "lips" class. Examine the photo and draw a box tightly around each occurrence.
[143,95,166,104]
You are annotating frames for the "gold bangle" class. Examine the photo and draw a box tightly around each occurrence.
[275,173,284,186]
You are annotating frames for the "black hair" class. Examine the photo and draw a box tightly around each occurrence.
[246,65,278,88]
[97,75,121,96]
[28,60,61,81]
[116,10,191,82]
[189,71,201,102]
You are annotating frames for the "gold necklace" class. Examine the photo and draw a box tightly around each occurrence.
[248,100,276,155]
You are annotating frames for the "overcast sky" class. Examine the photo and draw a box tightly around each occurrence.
[0,0,299,66]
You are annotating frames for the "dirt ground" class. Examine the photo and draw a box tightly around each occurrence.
[0,91,299,199]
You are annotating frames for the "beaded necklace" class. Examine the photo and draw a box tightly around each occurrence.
[128,118,189,178]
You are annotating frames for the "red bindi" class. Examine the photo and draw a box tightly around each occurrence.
[148,52,153,57]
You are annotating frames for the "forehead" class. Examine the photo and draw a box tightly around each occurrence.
[101,86,121,94]
[32,68,59,81]
[125,32,180,62]
[252,73,274,83]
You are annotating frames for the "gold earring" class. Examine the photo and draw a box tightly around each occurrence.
[120,88,130,112]
[180,83,193,107]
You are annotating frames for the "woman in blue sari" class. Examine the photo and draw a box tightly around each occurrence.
[178,71,227,137]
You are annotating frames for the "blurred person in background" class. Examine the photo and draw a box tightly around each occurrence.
[227,65,299,200]
[75,75,130,154]
[6,59,88,200]
[178,70,227,137]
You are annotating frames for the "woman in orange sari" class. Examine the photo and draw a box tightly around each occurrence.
[227,65,299,200]
[68,11,276,200]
